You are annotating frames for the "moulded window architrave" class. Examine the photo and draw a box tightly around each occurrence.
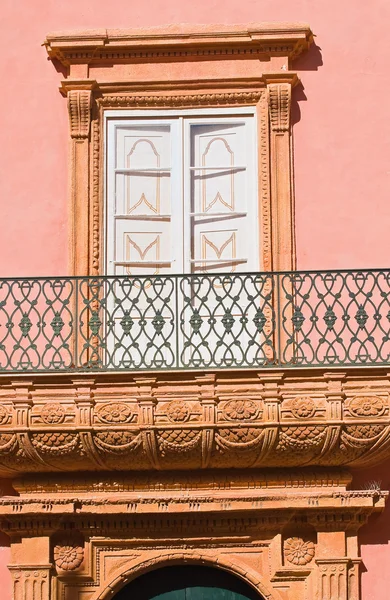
[44,24,313,277]
[104,107,259,278]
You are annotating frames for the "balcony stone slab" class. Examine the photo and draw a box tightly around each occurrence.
[0,368,389,476]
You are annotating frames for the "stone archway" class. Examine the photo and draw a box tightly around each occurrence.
[92,552,280,600]
[114,565,263,599]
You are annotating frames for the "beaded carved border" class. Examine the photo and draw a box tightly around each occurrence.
[90,90,270,276]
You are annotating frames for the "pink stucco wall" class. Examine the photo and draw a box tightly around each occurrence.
[1,1,390,598]
[1,0,389,276]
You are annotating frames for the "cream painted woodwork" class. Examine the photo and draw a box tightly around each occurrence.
[106,109,259,277]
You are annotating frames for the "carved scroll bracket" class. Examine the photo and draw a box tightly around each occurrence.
[62,80,97,140]
[263,73,298,131]
[11,380,33,427]
[136,377,159,469]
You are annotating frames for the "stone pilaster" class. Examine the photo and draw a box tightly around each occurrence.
[62,80,97,277]
[264,73,298,272]
[316,559,350,600]
[9,566,52,600]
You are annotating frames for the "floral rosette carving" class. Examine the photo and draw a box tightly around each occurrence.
[97,402,133,424]
[0,405,10,425]
[54,540,84,571]
[291,396,315,419]
[41,403,65,424]
[347,396,385,417]
[284,537,315,565]
[166,400,190,423]
[221,399,259,421]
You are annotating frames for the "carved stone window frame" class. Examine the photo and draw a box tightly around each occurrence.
[45,24,313,276]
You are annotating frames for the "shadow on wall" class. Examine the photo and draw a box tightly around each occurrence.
[352,458,390,548]
[291,42,323,126]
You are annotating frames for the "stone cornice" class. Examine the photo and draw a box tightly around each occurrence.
[45,23,313,66]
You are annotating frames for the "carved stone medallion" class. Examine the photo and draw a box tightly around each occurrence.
[41,403,65,424]
[284,537,315,565]
[0,405,9,425]
[54,540,84,571]
[166,400,190,423]
[222,399,259,421]
[347,396,385,417]
[97,402,133,424]
[291,397,315,419]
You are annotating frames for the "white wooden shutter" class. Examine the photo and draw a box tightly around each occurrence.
[186,118,258,274]
[107,122,181,276]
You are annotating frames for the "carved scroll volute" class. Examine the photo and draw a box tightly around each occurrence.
[67,90,92,139]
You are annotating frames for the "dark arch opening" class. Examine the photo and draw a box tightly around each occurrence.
[114,565,263,599]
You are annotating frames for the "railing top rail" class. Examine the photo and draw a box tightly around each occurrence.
[0,268,390,281]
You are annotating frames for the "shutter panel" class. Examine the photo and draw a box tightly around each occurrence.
[188,120,258,274]
[105,121,179,368]
[111,124,174,277]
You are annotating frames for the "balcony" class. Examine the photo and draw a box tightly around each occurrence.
[0,269,389,475]
[0,269,389,373]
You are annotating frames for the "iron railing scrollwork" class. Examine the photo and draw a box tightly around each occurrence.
[0,269,389,373]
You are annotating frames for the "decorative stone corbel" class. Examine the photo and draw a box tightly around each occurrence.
[67,90,92,139]
[268,83,292,133]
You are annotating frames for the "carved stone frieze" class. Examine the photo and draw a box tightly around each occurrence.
[1,469,384,600]
[0,370,390,475]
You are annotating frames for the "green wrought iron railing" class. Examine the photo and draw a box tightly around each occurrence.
[0,270,389,373]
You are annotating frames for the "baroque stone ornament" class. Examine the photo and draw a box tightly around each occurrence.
[0,405,9,425]
[54,540,84,571]
[41,403,65,424]
[267,83,291,132]
[67,90,92,139]
[291,396,315,419]
[97,403,133,424]
[0,371,390,474]
[166,400,190,423]
[284,537,315,565]
[347,396,385,417]
[222,399,259,421]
